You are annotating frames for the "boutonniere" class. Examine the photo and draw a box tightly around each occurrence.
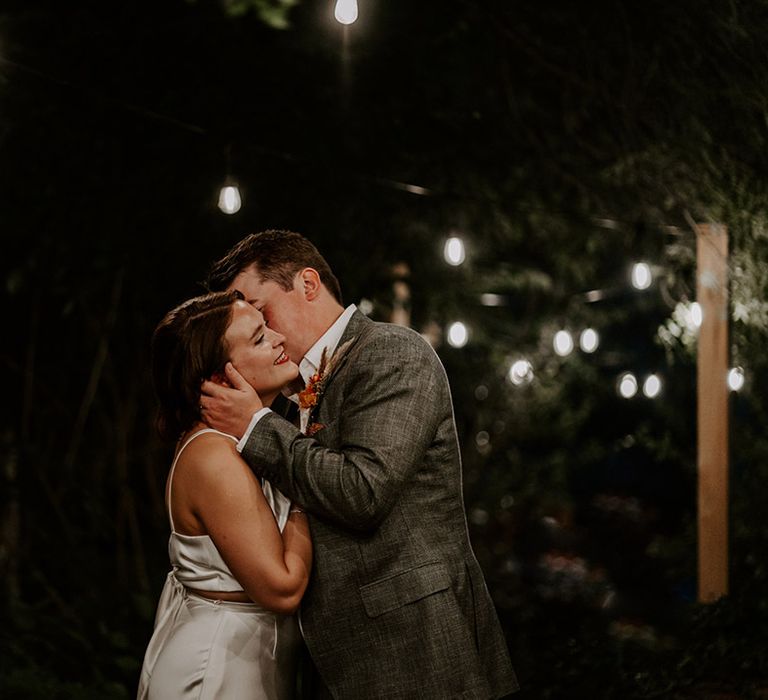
[298,338,354,435]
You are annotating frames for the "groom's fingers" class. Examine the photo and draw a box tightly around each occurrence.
[223,362,250,390]
[199,371,264,438]
[200,379,226,398]
[200,364,248,396]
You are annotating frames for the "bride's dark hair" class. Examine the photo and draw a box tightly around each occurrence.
[151,289,244,440]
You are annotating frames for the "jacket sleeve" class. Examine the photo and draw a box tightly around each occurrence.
[240,328,446,533]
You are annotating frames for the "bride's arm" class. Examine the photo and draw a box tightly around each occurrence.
[186,437,312,614]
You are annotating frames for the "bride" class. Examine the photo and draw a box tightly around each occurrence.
[138,289,312,699]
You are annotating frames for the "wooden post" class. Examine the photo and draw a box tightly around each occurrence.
[696,223,729,603]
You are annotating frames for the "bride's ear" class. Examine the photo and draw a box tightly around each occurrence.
[299,268,322,301]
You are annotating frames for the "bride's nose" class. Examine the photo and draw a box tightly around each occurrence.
[268,328,286,346]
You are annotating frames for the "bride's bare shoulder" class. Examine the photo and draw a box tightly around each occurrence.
[175,431,247,481]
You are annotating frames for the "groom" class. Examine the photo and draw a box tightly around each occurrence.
[201,230,518,699]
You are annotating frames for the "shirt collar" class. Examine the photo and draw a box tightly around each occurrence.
[299,304,357,384]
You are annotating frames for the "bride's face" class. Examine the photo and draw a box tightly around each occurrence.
[224,301,299,398]
[228,265,315,363]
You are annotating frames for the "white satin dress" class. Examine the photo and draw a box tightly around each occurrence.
[137,429,301,699]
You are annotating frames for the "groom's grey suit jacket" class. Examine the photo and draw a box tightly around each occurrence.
[242,310,518,699]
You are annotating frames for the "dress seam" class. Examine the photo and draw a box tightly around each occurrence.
[196,604,226,700]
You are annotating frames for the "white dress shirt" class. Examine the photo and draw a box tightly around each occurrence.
[236,304,357,452]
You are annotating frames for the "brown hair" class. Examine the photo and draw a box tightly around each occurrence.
[205,230,343,304]
[151,290,244,440]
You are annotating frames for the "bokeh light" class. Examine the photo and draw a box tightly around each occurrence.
[631,262,652,290]
[728,366,745,391]
[447,321,468,347]
[579,328,599,353]
[509,359,534,385]
[443,236,466,266]
[642,374,662,398]
[618,372,638,398]
[217,185,241,214]
[690,302,703,328]
[553,330,574,357]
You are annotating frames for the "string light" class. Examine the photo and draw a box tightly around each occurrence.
[447,321,469,348]
[334,0,358,25]
[728,367,745,391]
[480,293,505,306]
[631,262,652,290]
[553,330,574,357]
[690,302,703,328]
[677,301,703,332]
[475,431,490,447]
[642,374,662,398]
[218,184,241,214]
[579,328,599,353]
[509,359,534,386]
[618,372,638,398]
[358,298,374,315]
[443,237,466,266]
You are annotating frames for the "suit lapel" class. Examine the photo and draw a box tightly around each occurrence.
[290,311,374,432]
[320,310,373,388]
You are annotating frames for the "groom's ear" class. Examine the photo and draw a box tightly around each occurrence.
[299,268,322,301]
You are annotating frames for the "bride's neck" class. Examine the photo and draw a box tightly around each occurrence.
[260,391,279,408]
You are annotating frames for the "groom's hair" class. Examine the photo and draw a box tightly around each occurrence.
[151,289,243,440]
[205,230,343,304]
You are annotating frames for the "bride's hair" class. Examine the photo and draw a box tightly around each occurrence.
[151,289,244,440]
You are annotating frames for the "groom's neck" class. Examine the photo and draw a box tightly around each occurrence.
[302,295,346,356]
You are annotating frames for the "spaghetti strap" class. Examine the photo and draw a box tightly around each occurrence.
[167,428,238,532]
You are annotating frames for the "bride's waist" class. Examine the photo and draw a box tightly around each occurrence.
[186,587,252,604]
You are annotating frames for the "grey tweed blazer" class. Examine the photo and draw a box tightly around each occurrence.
[242,310,518,699]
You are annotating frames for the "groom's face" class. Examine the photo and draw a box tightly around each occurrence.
[228,265,312,363]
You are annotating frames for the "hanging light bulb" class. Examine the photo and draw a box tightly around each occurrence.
[631,262,652,290]
[218,184,242,215]
[443,237,466,266]
[690,302,703,328]
[334,0,358,25]
[509,359,534,386]
[677,301,703,332]
[642,374,662,398]
[618,372,638,398]
[553,330,574,357]
[579,328,600,353]
[447,321,468,348]
[728,367,745,392]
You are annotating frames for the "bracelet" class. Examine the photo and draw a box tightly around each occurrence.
[289,507,305,515]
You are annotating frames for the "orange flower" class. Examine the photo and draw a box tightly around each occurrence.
[297,340,354,434]
[298,389,318,410]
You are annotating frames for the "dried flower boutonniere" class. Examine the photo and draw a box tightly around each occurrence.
[298,338,354,435]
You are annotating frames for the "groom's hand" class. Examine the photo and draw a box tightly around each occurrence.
[200,362,263,439]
